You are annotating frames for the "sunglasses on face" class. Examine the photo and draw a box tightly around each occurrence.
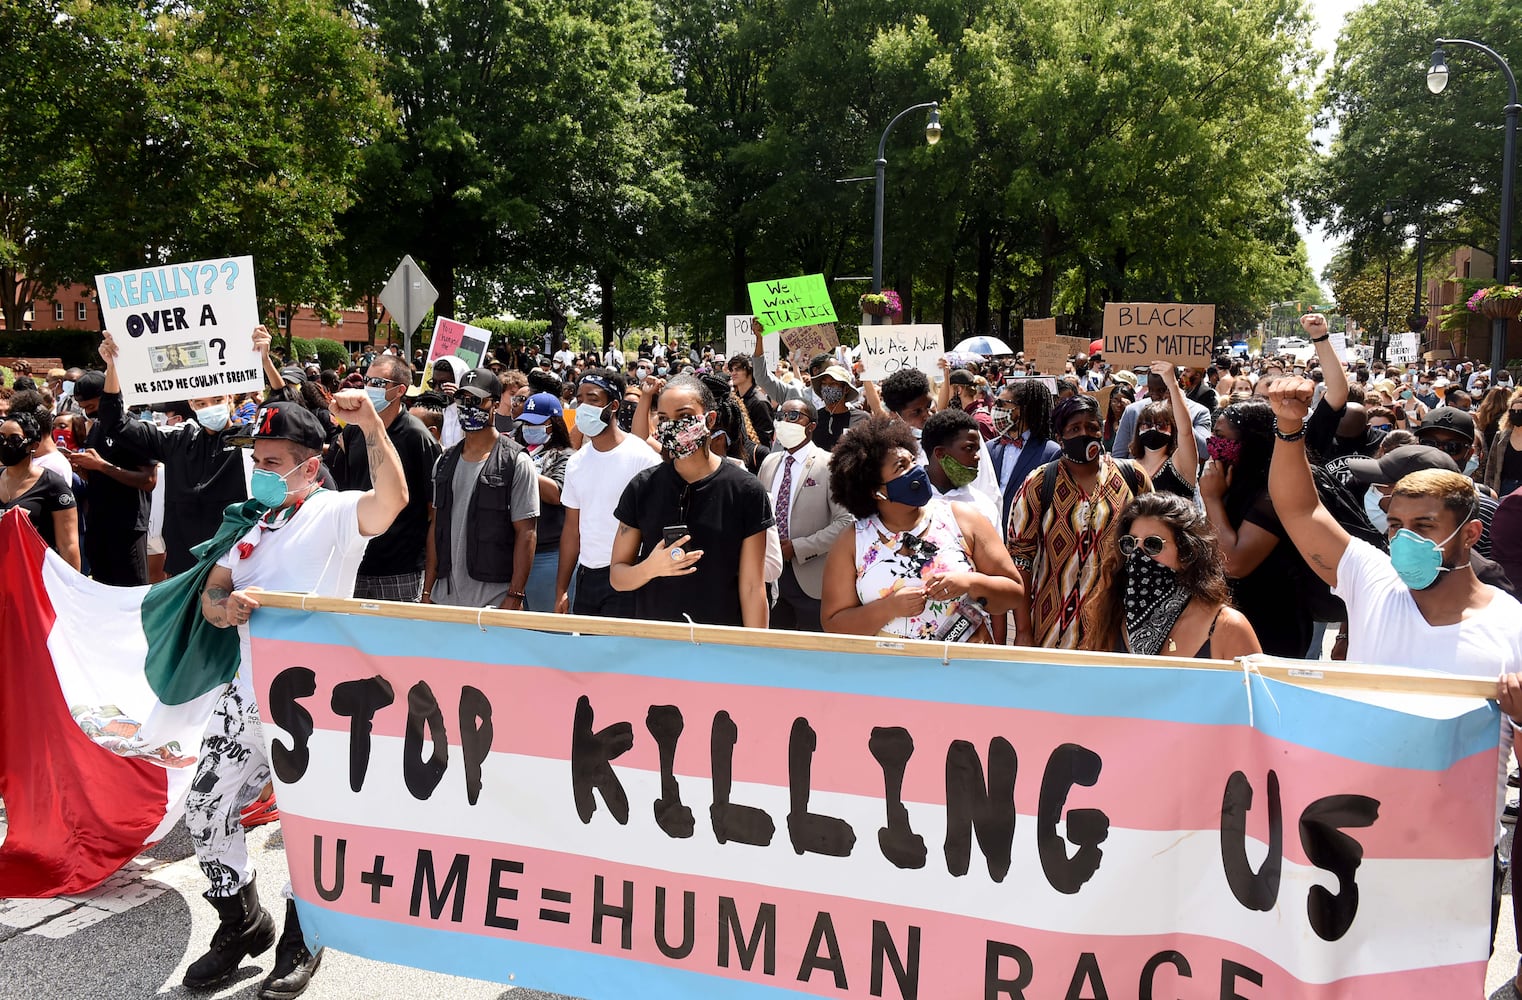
[1425,438,1467,456]
[1369,421,1393,431]
[1119,534,1167,557]
[775,410,810,423]
[364,376,405,389]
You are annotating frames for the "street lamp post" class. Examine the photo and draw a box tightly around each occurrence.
[870,101,941,325]
[1381,205,1394,360]
[1428,39,1519,377]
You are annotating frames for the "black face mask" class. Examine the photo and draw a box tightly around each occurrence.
[1136,428,1171,451]
[616,399,638,432]
[0,441,31,467]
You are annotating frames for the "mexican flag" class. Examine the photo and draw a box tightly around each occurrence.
[0,500,262,897]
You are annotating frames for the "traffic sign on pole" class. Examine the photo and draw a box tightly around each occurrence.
[378,255,438,360]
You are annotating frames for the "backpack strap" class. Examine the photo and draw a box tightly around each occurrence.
[1036,457,1064,511]
[1114,457,1144,496]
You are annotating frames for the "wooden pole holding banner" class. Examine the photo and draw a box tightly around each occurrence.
[254,592,1499,700]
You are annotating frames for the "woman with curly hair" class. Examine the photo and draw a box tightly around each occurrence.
[1199,397,1315,657]
[820,417,1024,640]
[1081,492,1259,658]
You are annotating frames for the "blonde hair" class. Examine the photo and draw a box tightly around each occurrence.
[1390,469,1478,521]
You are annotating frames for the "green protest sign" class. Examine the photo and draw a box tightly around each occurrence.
[747,273,837,333]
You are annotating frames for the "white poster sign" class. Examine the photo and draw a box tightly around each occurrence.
[94,255,261,406]
[859,324,944,382]
[1387,332,1419,364]
[725,315,779,373]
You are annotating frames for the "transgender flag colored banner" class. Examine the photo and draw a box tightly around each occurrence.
[250,605,1502,999]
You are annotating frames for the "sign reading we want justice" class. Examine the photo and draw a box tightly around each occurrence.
[251,603,1499,1000]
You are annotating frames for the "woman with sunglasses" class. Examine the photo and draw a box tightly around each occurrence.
[1081,493,1259,659]
[0,412,80,569]
[821,417,1024,641]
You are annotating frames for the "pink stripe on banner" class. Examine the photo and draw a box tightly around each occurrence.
[283,817,1485,999]
[253,638,1496,864]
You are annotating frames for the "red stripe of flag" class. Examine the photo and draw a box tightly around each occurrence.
[0,509,171,897]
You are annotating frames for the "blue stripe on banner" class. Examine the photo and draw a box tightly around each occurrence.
[254,608,1499,772]
[299,904,804,999]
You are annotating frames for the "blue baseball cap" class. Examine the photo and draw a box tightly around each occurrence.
[518,392,563,425]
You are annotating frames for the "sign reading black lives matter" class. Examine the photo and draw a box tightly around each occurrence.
[95,255,263,406]
[1102,302,1215,368]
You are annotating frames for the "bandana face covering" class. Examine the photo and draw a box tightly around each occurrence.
[991,406,1017,436]
[658,413,709,459]
[1122,549,1191,656]
[939,454,978,488]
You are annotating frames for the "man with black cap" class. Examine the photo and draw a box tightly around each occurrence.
[93,330,260,574]
[64,370,158,585]
[187,390,407,999]
[424,367,539,609]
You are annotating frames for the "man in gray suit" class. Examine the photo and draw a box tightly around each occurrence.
[757,399,854,631]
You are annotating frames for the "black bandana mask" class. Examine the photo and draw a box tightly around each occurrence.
[1122,550,1190,656]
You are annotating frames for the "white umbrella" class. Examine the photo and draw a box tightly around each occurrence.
[953,335,1014,356]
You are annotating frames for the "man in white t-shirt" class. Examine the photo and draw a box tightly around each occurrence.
[1265,336,1522,964]
[555,368,660,616]
[185,396,406,999]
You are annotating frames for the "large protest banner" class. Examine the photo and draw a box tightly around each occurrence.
[726,315,780,373]
[428,317,493,370]
[748,274,838,333]
[858,324,943,382]
[250,598,1498,999]
[1102,303,1215,367]
[95,255,262,406]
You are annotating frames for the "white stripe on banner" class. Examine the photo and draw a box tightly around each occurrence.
[276,732,1492,983]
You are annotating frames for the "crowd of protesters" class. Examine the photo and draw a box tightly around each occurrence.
[11,311,1522,993]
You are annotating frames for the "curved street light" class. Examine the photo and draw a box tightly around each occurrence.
[871,101,942,324]
[1426,38,1519,378]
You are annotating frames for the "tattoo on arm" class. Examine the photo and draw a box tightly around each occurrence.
[1311,553,1330,570]
[204,586,231,626]
[207,586,230,607]
[616,522,629,537]
[365,428,386,470]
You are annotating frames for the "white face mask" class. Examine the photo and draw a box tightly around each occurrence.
[773,420,807,450]
[194,402,230,431]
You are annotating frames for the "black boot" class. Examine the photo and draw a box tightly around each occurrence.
[259,900,324,1000]
[183,876,277,989]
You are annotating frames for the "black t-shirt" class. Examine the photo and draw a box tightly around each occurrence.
[332,409,442,575]
[813,407,869,451]
[2,469,76,550]
[82,415,155,533]
[613,459,774,626]
[1305,398,1384,463]
[99,392,248,574]
[1232,490,1315,657]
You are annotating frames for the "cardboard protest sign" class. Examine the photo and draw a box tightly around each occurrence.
[1030,335,1088,376]
[427,317,493,370]
[748,273,837,333]
[1083,383,1114,416]
[1102,303,1215,367]
[256,602,1500,1000]
[95,255,262,406]
[1004,373,1059,394]
[858,324,943,382]
[1387,332,1419,364]
[780,322,839,360]
[1023,317,1057,343]
[725,315,779,373]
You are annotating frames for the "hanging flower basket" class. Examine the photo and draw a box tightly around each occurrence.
[1467,284,1522,320]
[859,290,902,318]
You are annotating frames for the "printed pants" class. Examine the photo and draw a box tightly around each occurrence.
[184,685,286,899]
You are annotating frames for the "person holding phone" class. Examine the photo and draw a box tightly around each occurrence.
[608,374,773,627]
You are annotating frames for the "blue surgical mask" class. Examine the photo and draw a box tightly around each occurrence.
[195,402,230,432]
[521,424,550,445]
[878,465,932,507]
[575,401,610,437]
[250,465,306,508]
[1388,511,1471,590]
[366,386,392,412]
